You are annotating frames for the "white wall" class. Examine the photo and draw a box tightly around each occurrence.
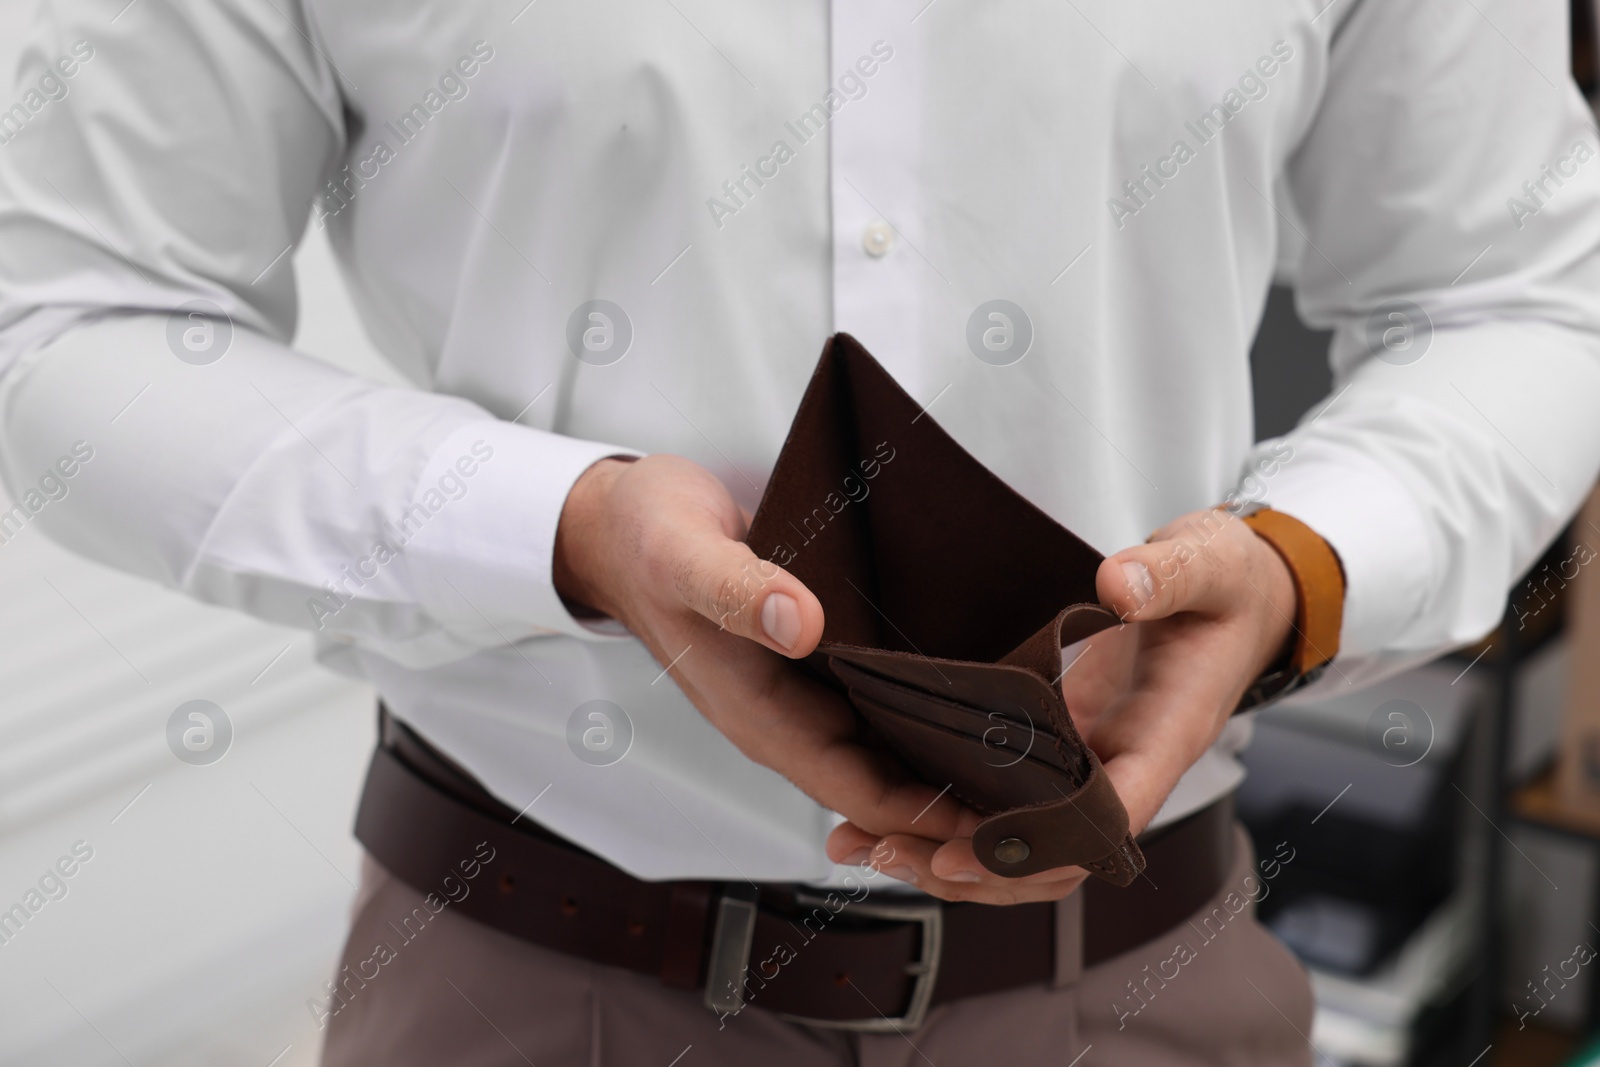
[0,10,400,1062]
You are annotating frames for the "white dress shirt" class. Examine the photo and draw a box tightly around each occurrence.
[2,0,1599,882]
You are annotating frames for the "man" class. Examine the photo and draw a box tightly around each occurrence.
[1,0,1597,1063]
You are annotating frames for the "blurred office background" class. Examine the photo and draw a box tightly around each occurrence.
[4,3,1600,1066]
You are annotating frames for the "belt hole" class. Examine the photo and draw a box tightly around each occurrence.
[499,874,515,894]
[561,896,579,916]
[833,972,850,987]
[627,919,646,936]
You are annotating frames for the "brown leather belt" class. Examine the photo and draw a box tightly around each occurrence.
[354,708,1235,1030]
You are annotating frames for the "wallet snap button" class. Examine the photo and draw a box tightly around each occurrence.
[861,221,895,257]
[993,838,1031,864]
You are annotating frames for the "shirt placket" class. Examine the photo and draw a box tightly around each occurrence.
[829,0,928,400]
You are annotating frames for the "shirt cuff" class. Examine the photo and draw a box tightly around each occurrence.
[1255,443,1433,661]
[402,420,642,644]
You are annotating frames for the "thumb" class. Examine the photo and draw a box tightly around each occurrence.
[673,534,826,657]
[1096,509,1245,622]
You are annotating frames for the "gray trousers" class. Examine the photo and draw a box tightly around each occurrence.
[320,826,1313,1066]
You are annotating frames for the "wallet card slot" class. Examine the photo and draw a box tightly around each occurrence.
[848,690,1078,813]
[846,682,1055,768]
[830,657,1063,762]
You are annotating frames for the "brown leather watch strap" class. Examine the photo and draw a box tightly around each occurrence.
[1240,506,1345,675]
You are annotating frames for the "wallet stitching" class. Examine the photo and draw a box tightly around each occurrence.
[1038,697,1089,789]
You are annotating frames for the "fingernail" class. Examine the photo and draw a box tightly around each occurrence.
[839,848,873,866]
[1122,561,1154,607]
[943,870,982,883]
[761,592,802,651]
[882,865,918,885]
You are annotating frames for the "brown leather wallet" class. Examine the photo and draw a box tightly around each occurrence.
[745,334,1144,886]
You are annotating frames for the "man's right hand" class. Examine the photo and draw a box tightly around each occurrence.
[552,454,1089,904]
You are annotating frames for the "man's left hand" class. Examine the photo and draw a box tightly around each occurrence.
[824,507,1297,903]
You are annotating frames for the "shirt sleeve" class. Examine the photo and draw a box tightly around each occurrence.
[0,0,637,669]
[1244,0,1600,692]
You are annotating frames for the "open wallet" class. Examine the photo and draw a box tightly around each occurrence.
[744,333,1145,886]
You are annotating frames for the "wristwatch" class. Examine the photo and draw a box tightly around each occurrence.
[1231,502,1346,711]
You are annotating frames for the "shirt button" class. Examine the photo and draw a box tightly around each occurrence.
[861,221,895,258]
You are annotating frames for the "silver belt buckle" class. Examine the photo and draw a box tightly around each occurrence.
[702,886,944,1032]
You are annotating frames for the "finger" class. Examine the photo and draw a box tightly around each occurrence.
[1089,628,1252,833]
[667,530,826,658]
[825,820,882,865]
[829,824,1089,897]
[1097,508,1252,622]
[824,806,984,866]
[680,652,977,842]
[927,836,1089,889]
[870,834,1089,904]
[824,796,978,865]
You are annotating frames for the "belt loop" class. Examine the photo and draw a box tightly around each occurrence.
[1051,890,1084,989]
